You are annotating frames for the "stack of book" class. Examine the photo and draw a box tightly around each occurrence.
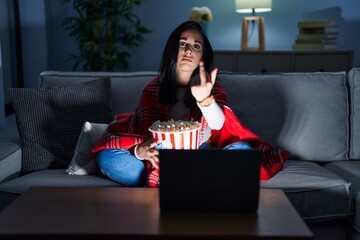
[292,19,338,50]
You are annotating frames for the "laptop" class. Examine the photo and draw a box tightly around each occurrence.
[159,149,262,212]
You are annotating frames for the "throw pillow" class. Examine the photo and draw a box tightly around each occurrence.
[9,77,114,173]
[66,122,108,175]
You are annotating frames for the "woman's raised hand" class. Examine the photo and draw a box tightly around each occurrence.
[191,59,218,102]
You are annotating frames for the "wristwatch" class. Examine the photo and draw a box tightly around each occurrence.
[198,95,214,108]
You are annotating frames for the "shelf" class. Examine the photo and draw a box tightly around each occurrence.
[213,50,353,72]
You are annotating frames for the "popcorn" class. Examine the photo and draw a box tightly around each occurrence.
[149,120,201,149]
[149,119,200,132]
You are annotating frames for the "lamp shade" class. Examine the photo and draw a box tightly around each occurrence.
[235,0,272,13]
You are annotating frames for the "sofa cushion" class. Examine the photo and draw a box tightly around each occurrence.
[67,122,108,175]
[218,72,349,161]
[324,161,360,235]
[0,169,122,195]
[261,160,352,223]
[353,192,360,236]
[325,161,360,195]
[40,71,158,115]
[9,77,114,173]
[347,68,360,159]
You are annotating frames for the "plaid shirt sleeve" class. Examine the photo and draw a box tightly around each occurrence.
[91,112,146,154]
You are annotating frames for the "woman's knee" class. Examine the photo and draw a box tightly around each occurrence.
[223,141,252,150]
[96,148,146,186]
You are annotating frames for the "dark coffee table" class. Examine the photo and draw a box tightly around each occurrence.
[0,187,313,239]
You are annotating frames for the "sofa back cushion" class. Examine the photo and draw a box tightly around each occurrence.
[217,72,349,161]
[348,68,360,160]
[40,71,158,115]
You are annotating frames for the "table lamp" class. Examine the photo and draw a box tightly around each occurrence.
[235,0,272,50]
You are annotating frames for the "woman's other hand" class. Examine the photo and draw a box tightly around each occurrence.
[191,59,218,102]
[136,138,159,169]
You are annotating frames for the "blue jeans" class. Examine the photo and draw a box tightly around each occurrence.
[199,141,252,150]
[96,149,147,186]
[96,141,251,186]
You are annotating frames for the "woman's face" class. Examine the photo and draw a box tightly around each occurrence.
[176,29,204,76]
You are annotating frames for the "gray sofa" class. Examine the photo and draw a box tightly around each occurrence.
[1,69,360,240]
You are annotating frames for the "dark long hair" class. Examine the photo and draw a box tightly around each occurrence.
[158,21,213,107]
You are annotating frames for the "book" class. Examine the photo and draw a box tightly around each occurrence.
[296,33,338,41]
[300,26,338,34]
[295,35,338,44]
[298,19,336,29]
[292,43,337,50]
[322,39,338,44]
[295,38,338,44]
[294,31,338,44]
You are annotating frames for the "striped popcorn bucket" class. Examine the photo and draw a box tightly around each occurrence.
[149,127,201,150]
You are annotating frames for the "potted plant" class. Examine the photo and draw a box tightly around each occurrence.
[63,0,151,71]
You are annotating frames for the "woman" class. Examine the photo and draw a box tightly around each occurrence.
[92,21,261,187]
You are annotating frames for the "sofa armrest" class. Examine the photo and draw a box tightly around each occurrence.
[0,141,21,183]
[0,127,21,183]
[0,126,20,145]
